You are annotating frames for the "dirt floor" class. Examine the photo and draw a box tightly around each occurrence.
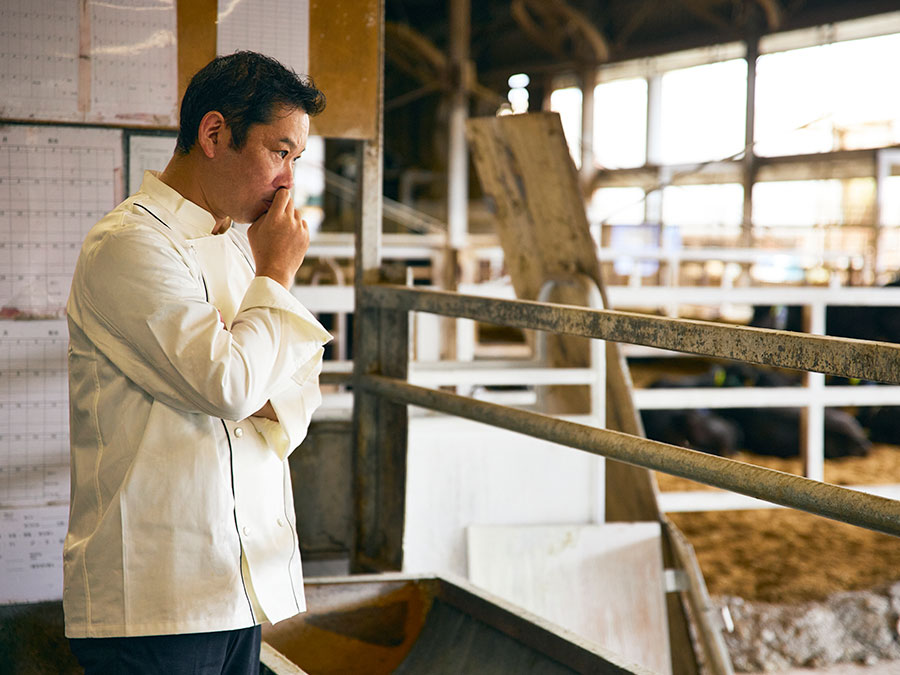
[626,356,900,604]
[656,445,900,603]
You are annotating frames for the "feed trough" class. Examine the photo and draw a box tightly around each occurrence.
[260,573,651,675]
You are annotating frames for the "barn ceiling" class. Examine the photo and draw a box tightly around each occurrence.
[385,0,900,90]
[374,0,900,201]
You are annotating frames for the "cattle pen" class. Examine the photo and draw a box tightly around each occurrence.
[350,277,900,675]
[323,85,900,671]
[298,250,900,515]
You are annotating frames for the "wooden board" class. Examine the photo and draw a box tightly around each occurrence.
[468,523,671,675]
[467,112,706,675]
[308,0,380,139]
[176,0,217,106]
[466,112,659,521]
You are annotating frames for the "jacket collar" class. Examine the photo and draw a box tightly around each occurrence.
[138,171,227,239]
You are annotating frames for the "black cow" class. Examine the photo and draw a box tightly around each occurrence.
[751,277,900,344]
[717,406,870,459]
[640,364,870,458]
[751,281,900,449]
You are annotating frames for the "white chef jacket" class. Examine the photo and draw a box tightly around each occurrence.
[64,171,331,638]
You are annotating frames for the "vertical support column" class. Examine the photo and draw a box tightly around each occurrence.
[443,0,470,362]
[352,0,409,572]
[175,0,217,103]
[580,67,595,188]
[645,75,679,310]
[645,73,664,222]
[448,0,469,251]
[801,301,826,482]
[874,150,900,284]
[741,34,759,249]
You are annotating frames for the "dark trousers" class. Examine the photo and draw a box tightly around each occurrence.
[69,625,261,675]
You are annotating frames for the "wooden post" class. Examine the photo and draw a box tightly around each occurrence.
[351,0,409,572]
[741,30,759,249]
[580,67,595,189]
[352,266,409,571]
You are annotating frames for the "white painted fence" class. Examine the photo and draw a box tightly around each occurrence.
[295,280,900,513]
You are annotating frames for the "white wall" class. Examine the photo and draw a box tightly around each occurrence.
[403,414,602,577]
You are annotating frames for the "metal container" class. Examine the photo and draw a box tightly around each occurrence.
[261,573,654,675]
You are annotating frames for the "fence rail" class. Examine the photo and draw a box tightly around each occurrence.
[360,373,900,538]
[358,281,900,533]
[362,284,900,385]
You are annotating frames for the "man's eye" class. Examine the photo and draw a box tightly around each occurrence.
[278,150,289,159]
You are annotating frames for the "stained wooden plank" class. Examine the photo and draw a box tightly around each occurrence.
[309,0,380,139]
[466,112,658,519]
[466,111,704,675]
[176,0,217,104]
[353,269,408,570]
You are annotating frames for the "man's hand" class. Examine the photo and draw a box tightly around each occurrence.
[247,188,309,289]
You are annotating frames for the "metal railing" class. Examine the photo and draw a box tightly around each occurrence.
[305,280,900,512]
[357,282,900,538]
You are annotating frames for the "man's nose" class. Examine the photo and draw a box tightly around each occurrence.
[277,164,294,191]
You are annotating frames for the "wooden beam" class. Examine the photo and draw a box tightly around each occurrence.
[589,146,895,191]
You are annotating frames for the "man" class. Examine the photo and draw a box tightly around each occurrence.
[64,51,331,674]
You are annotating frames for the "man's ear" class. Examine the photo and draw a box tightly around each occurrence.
[197,111,227,159]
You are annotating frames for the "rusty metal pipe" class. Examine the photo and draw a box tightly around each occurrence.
[360,373,900,538]
[363,284,900,385]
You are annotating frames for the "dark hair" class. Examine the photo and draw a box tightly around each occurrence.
[176,51,325,154]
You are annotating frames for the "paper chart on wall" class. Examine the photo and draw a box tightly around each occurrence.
[0,503,68,603]
[0,320,69,604]
[0,120,122,600]
[0,321,69,510]
[0,1,81,120]
[128,133,176,194]
[0,125,123,318]
[0,0,178,125]
[89,0,178,124]
[217,0,310,75]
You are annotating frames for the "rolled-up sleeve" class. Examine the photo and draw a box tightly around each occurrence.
[255,348,325,459]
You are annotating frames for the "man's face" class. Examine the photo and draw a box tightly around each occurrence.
[211,106,310,225]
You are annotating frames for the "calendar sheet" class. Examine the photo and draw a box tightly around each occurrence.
[0,125,123,318]
[0,0,178,126]
[217,0,310,75]
[0,1,80,120]
[0,503,68,603]
[127,133,176,195]
[0,321,69,604]
[0,126,121,602]
[90,0,178,124]
[0,321,69,510]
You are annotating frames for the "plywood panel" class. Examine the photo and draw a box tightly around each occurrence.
[403,416,598,577]
[468,523,671,675]
[176,0,217,105]
[466,112,659,522]
[308,0,380,139]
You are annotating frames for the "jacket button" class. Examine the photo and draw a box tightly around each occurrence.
[277,518,286,527]
[234,427,243,438]
[242,526,250,536]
